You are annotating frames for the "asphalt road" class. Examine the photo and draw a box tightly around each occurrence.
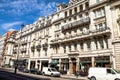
[0,69,50,80]
[0,68,86,80]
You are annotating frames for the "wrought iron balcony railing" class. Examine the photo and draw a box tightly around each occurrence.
[62,17,90,31]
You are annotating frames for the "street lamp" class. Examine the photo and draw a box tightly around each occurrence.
[14,23,24,73]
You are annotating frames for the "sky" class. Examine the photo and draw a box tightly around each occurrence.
[0,0,69,35]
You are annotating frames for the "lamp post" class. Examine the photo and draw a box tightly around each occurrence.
[14,23,24,73]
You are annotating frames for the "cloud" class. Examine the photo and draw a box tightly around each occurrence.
[1,21,22,30]
[0,0,58,16]
[8,28,16,31]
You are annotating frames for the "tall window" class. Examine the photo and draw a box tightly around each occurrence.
[64,46,66,53]
[95,39,98,49]
[45,50,47,56]
[80,43,83,50]
[99,38,104,49]
[65,11,67,17]
[74,7,77,13]
[69,45,71,52]
[105,38,109,49]
[87,41,91,50]
[69,9,72,16]
[74,44,77,50]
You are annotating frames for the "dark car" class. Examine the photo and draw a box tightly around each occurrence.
[29,68,40,74]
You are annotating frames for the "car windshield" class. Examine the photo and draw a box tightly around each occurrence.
[51,68,57,71]
[113,69,120,74]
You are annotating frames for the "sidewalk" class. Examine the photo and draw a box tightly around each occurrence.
[1,68,88,80]
[61,74,88,80]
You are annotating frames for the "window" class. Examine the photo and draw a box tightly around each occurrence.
[95,39,98,49]
[69,9,72,16]
[45,50,47,56]
[79,5,83,11]
[74,44,77,50]
[107,69,115,74]
[87,41,91,50]
[80,43,83,50]
[99,38,104,49]
[74,7,77,13]
[65,11,67,17]
[96,0,100,3]
[69,45,71,52]
[64,46,66,53]
[94,8,105,18]
[105,38,109,49]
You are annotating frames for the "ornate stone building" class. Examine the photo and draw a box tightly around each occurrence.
[3,0,120,75]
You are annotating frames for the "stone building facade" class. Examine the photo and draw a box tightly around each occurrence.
[2,0,120,75]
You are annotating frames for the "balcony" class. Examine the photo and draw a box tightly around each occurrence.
[21,41,27,45]
[36,45,41,50]
[51,27,110,44]
[45,20,52,27]
[31,45,35,51]
[7,38,15,43]
[42,43,48,49]
[21,48,27,52]
[68,51,79,56]
[62,17,90,31]
[13,49,17,54]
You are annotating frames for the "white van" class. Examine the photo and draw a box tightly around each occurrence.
[88,67,120,80]
[42,67,60,77]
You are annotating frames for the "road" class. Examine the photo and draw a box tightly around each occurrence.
[0,69,51,80]
[0,68,86,80]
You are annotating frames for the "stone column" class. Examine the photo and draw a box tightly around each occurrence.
[71,44,74,51]
[35,59,37,69]
[59,59,61,71]
[66,45,69,53]
[27,59,30,69]
[92,57,95,67]
[97,37,100,49]
[77,43,80,52]
[69,58,73,74]
[103,37,107,49]
[91,38,96,50]
[84,41,87,51]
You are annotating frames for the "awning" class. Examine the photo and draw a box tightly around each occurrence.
[49,60,58,66]
[95,60,110,63]
[79,61,91,64]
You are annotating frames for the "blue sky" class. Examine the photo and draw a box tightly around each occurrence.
[0,0,69,35]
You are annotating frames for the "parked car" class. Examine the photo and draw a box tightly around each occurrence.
[29,68,38,74]
[42,67,60,77]
[88,67,120,80]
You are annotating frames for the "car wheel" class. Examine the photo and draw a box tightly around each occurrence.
[51,73,54,77]
[115,78,120,80]
[42,72,45,76]
[91,76,96,80]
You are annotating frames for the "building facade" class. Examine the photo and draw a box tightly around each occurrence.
[2,0,120,75]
